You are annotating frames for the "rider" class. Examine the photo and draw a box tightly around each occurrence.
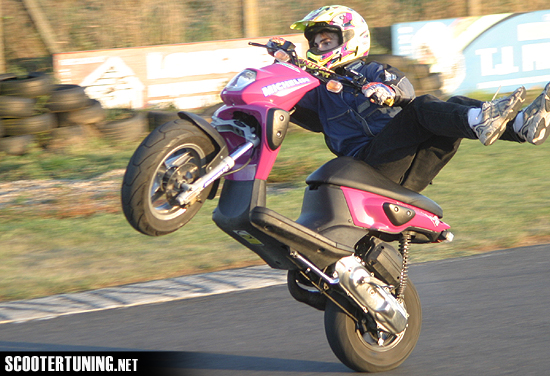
[285,5,550,192]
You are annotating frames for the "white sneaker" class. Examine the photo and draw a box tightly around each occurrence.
[473,86,526,146]
[517,82,550,145]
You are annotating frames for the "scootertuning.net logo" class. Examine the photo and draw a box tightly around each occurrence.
[4,355,138,373]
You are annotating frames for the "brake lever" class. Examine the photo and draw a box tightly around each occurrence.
[248,42,268,48]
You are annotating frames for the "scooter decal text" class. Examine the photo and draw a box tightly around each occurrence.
[262,77,311,97]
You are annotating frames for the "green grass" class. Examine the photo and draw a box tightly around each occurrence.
[0,128,334,301]
[1,120,550,302]
[415,139,550,259]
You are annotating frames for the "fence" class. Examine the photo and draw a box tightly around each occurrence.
[4,0,550,60]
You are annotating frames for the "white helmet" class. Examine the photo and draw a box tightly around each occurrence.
[290,5,371,70]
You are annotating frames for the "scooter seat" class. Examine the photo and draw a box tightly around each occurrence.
[305,157,443,218]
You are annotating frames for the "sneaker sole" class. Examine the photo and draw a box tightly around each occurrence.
[484,88,527,146]
[531,118,548,145]
[529,83,550,145]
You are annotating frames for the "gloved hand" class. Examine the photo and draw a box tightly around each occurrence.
[267,37,292,56]
[362,82,396,106]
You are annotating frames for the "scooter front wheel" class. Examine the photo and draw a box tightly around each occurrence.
[121,119,217,236]
[324,281,422,373]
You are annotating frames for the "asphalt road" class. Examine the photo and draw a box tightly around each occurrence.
[1,244,549,375]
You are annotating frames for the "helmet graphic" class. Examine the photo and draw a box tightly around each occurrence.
[290,5,370,70]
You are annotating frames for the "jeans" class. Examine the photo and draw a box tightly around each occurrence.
[357,94,522,192]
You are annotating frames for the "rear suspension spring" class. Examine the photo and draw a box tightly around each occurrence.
[396,232,412,301]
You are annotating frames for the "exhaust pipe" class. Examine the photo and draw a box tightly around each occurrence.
[335,256,408,334]
[291,252,408,335]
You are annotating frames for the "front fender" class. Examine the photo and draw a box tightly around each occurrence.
[178,111,228,156]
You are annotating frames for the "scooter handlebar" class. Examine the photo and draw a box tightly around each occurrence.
[248,40,368,91]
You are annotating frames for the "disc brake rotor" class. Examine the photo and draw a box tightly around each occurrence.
[149,146,202,220]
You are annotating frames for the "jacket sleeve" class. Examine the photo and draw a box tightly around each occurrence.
[363,61,415,107]
[291,89,324,133]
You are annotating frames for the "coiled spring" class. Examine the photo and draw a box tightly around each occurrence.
[396,232,412,301]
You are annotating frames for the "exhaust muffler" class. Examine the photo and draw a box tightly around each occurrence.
[335,255,408,334]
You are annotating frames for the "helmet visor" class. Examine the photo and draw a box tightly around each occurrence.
[304,25,343,48]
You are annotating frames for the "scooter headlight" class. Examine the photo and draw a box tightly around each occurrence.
[225,69,257,91]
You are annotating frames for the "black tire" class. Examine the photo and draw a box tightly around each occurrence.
[0,73,17,83]
[287,270,327,311]
[97,111,147,142]
[0,72,53,98]
[324,281,422,373]
[0,96,37,118]
[121,119,217,236]
[3,113,57,136]
[46,84,90,112]
[0,134,34,155]
[57,99,106,126]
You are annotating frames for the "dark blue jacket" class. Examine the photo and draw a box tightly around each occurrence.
[292,60,415,157]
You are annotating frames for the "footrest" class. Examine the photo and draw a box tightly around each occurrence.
[250,206,353,268]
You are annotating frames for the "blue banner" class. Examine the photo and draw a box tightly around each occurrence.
[392,10,550,95]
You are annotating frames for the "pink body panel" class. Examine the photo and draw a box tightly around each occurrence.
[221,62,320,112]
[341,186,450,234]
[218,62,320,181]
[215,104,281,181]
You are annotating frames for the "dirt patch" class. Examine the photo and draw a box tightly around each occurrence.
[0,170,125,218]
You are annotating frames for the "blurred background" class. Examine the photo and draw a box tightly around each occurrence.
[3,0,550,73]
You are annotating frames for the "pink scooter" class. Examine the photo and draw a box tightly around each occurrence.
[121,40,453,372]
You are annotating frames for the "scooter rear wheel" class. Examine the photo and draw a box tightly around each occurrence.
[121,119,217,236]
[324,281,421,372]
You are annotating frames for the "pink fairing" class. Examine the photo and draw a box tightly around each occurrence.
[341,186,450,235]
[218,62,320,181]
[216,104,281,181]
[221,62,319,111]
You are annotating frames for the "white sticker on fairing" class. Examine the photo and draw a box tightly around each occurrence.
[420,212,441,227]
[262,77,311,97]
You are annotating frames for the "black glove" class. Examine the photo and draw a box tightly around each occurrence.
[266,37,295,56]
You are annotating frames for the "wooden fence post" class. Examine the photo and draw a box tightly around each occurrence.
[243,0,259,38]
[0,0,5,73]
[21,0,61,54]
[468,0,482,16]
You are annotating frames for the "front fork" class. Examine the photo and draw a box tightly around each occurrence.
[175,140,258,206]
[174,120,261,207]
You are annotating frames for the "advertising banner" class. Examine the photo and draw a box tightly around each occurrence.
[53,35,308,110]
[392,10,550,95]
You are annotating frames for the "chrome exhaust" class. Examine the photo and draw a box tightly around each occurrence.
[335,256,408,334]
[291,252,408,334]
